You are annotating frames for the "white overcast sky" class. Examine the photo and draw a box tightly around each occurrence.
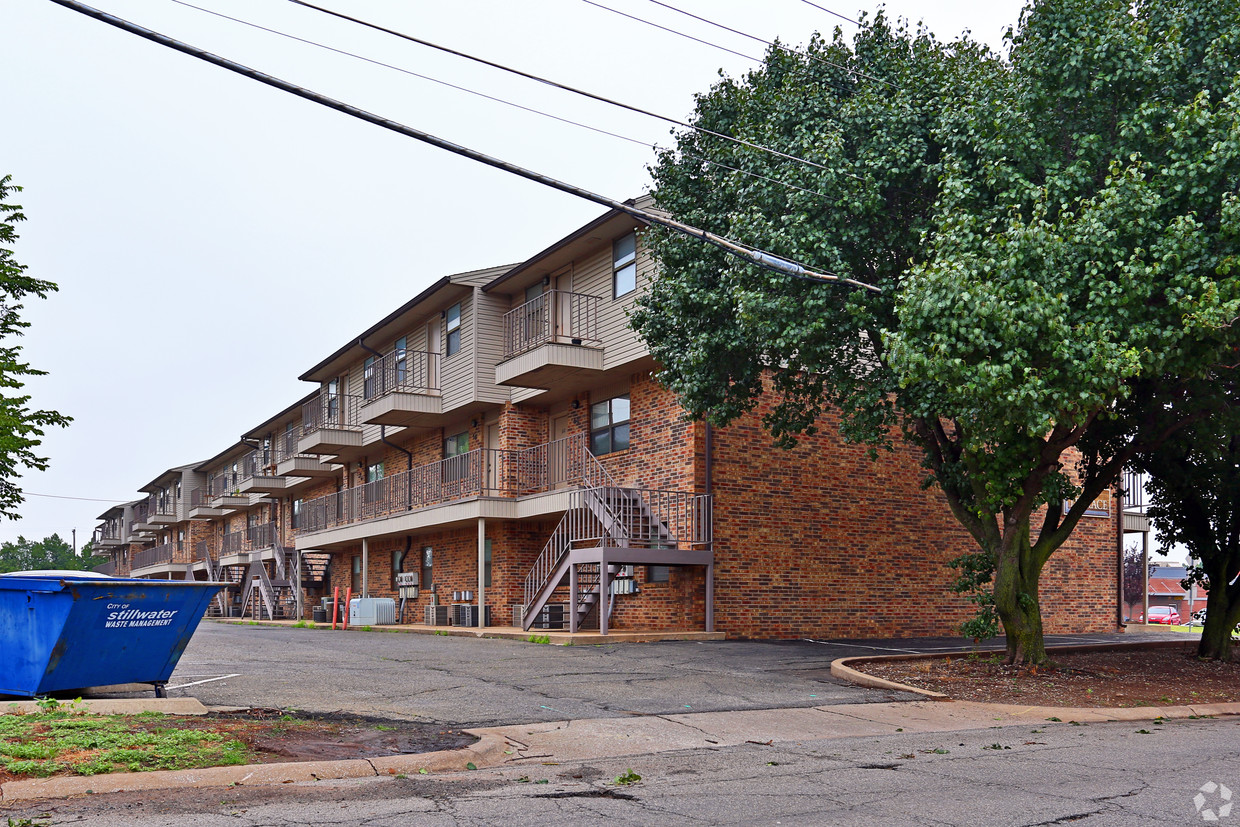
[5,0,1074,552]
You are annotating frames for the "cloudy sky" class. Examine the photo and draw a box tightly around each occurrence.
[4,0,1037,549]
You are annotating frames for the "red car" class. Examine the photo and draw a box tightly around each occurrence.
[1140,606,1181,624]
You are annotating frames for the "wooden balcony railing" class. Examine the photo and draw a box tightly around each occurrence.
[501,290,601,359]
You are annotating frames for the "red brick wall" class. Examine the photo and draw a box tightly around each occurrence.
[709,392,1121,639]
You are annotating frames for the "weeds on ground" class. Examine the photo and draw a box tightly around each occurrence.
[526,634,552,645]
[0,709,250,778]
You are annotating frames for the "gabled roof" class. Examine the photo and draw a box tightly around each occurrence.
[484,197,650,294]
[194,442,255,475]
[138,463,202,493]
[298,264,513,383]
[241,390,319,440]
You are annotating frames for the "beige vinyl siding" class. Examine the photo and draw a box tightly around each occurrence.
[472,286,510,404]
[571,241,651,372]
[440,293,474,410]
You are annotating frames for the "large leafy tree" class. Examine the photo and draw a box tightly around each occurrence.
[633,1,1240,664]
[1135,377,1240,660]
[0,533,103,573]
[0,175,70,519]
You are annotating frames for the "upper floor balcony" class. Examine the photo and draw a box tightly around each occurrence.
[359,349,443,427]
[298,392,365,462]
[219,522,277,566]
[236,449,288,495]
[148,492,179,525]
[130,541,189,575]
[187,487,229,519]
[206,471,250,510]
[496,290,603,388]
[129,500,155,535]
[272,429,338,493]
[296,433,608,537]
[92,520,126,548]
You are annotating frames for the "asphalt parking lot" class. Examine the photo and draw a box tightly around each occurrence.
[161,622,1158,727]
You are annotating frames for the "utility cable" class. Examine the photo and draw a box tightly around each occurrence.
[797,0,860,27]
[47,0,880,292]
[581,0,763,63]
[171,0,831,201]
[287,0,831,173]
[643,0,895,88]
[23,492,132,503]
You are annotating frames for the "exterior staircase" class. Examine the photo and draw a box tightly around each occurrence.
[522,483,713,634]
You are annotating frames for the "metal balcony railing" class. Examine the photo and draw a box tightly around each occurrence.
[92,559,117,576]
[296,433,605,534]
[1123,470,1146,512]
[133,541,181,569]
[502,290,601,359]
[208,471,243,500]
[148,492,177,519]
[362,349,440,401]
[221,523,276,557]
[274,427,308,463]
[302,392,362,435]
[131,501,150,525]
[93,520,125,544]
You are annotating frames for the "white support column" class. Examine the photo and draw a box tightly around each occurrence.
[362,537,369,599]
[477,517,486,629]
[599,559,610,636]
[569,563,578,634]
[1141,530,1150,626]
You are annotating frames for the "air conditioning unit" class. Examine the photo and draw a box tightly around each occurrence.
[453,604,492,627]
[424,604,450,626]
[530,603,567,630]
[350,597,396,626]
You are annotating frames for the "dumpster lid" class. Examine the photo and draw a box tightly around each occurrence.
[0,570,116,578]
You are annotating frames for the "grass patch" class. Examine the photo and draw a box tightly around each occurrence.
[0,709,251,779]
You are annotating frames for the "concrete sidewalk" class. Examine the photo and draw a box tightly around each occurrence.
[5,696,1236,802]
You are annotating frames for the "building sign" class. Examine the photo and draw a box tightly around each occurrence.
[1065,490,1112,518]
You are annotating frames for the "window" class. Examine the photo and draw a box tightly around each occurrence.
[421,546,433,590]
[291,498,302,529]
[444,432,469,458]
[613,232,637,297]
[525,282,544,303]
[394,336,408,386]
[590,395,631,455]
[647,565,670,583]
[366,462,385,483]
[325,378,340,423]
[364,462,385,505]
[484,538,492,588]
[392,548,410,589]
[446,303,462,356]
[363,355,377,399]
[351,555,362,592]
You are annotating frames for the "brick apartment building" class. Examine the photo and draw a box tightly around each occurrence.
[92,201,1126,640]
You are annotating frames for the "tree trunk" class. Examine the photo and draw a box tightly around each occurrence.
[1197,589,1238,661]
[992,522,1049,665]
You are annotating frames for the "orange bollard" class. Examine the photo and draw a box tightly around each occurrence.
[331,586,340,630]
[343,587,352,630]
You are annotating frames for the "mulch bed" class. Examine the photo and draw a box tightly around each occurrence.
[853,643,1240,707]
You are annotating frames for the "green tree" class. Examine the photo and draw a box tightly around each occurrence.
[0,533,101,573]
[1135,378,1240,659]
[0,175,71,519]
[633,1,1240,664]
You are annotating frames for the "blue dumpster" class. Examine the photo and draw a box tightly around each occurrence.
[0,572,226,697]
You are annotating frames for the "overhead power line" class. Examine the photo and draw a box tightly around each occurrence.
[642,0,895,88]
[797,0,860,27]
[169,0,831,201]
[24,492,131,504]
[287,0,831,174]
[47,0,878,292]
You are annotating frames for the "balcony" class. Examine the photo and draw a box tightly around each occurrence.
[219,522,276,567]
[131,541,189,576]
[148,493,179,525]
[298,392,364,461]
[359,349,443,427]
[92,522,126,548]
[237,449,288,495]
[496,291,603,388]
[187,487,228,519]
[296,433,606,536]
[130,502,155,533]
[207,473,249,510]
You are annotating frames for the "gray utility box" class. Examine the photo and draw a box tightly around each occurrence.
[349,597,396,626]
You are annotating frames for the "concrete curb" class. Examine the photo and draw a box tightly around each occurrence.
[829,639,1215,706]
[2,698,210,717]
[0,729,509,803]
